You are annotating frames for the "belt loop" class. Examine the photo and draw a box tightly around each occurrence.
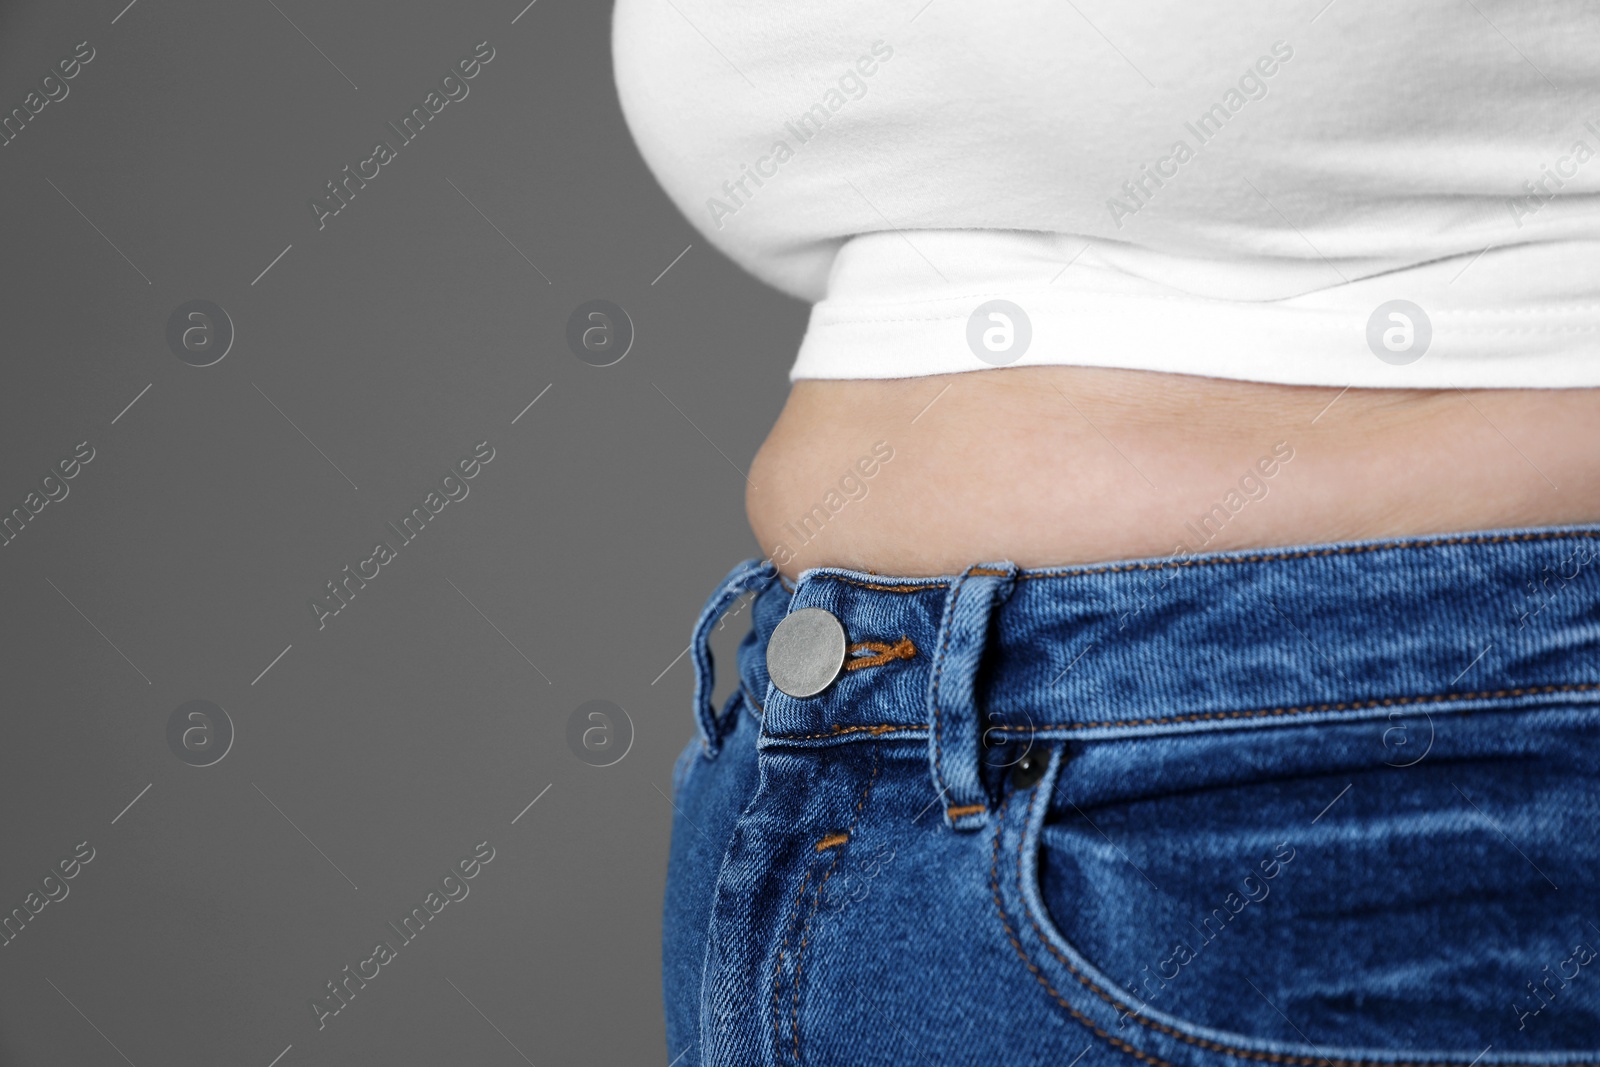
[690,558,779,757]
[927,562,1019,831]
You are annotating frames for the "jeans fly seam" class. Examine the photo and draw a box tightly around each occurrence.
[770,865,814,1064]
[789,747,882,1064]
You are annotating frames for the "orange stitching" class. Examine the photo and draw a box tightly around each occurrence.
[814,832,850,852]
[789,747,881,1062]
[819,566,1012,595]
[812,529,1600,593]
[1003,769,1600,1067]
[770,866,814,1061]
[770,723,923,741]
[946,803,987,818]
[826,577,950,593]
[767,681,1600,743]
[843,637,917,671]
[990,787,1178,1067]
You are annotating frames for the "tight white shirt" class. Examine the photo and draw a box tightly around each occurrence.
[613,1,1600,387]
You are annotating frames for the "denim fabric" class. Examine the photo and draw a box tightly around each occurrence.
[665,527,1600,1067]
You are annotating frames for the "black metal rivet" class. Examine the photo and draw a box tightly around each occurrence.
[1010,750,1048,789]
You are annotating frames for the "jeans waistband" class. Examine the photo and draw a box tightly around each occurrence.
[692,526,1600,826]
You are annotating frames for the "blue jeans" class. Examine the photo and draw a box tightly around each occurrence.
[666,528,1600,1066]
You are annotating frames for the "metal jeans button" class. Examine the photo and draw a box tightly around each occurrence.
[766,607,847,698]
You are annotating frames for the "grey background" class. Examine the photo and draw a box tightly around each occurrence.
[0,1,802,1063]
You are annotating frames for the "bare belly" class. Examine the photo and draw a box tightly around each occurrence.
[745,368,1600,580]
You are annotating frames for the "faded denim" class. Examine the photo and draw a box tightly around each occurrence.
[666,527,1600,1066]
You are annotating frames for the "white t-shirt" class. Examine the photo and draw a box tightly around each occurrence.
[613,1,1600,387]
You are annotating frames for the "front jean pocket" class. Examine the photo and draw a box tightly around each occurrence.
[992,706,1600,1067]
